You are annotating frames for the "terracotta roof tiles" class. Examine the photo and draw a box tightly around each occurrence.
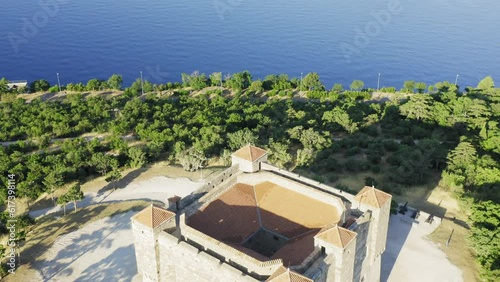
[232,145,267,162]
[132,205,175,229]
[187,179,344,266]
[266,266,313,282]
[187,183,260,243]
[354,186,392,208]
[315,225,357,249]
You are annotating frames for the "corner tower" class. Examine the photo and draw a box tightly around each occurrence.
[131,204,176,282]
[353,186,392,282]
[231,145,268,172]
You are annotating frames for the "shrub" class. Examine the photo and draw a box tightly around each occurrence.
[48,85,60,93]
[312,175,325,183]
[344,158,363,172]
[328,173,339,183]
[364,126,379,137]
[344,146,361,157]
[411,126,429,139]
[400,136,415,146]
[371,164,381,174]
[383,140,399,152]
[380,87,397,93]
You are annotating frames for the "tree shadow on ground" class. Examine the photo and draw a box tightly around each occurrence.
[74,244,137,282]
[96,168,146,196]
[34,212,133,281]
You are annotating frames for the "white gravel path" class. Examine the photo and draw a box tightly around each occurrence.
[30,176,204,218]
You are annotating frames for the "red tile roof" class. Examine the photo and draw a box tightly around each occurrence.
[256,182,340,237]
[187,183,260,243]
[270,230,317,266]
[232,145,268,162]
[354,186,392,208]
[315,225,357,249]
[266,266,313,282]
[133,204,175,229]
[187,180,343,266]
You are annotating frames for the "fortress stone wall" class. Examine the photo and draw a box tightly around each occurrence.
[131,146,391,282]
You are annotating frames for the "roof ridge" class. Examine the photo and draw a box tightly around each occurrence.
[252,185,263,227]
[288,228,320,240]
[316,224,357,248]
[150,204,154,227]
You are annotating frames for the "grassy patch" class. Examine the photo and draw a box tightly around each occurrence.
[428,218,481,282]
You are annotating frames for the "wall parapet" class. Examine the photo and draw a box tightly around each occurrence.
[178,164,240,211]
[260,162,355,203]
[179,214,283,277]
[291,247,322,273]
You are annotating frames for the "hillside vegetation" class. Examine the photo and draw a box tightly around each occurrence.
[0,72,499,280]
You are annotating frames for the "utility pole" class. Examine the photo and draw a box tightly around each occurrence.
[377,73,381,92]
[56,73,61,92]
[140,71,144,95]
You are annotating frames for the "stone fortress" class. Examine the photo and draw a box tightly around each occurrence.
[131,145,392,282]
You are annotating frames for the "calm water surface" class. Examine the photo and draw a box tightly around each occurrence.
[1,0,499,88]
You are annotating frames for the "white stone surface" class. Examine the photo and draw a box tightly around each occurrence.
[381,215,463,282]
[36,211,142,282]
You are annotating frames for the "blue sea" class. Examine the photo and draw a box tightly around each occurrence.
[1,0,499,89]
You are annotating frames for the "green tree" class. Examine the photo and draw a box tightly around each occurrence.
[323,108,358,133]
[350,80,364,91]
[267,139,292,169]
[184,71,207,90]
[30,79,50,92]
[42,171,63,205]
[287,126,330,150]
[107,74,123,90]
[447,141,477,173]
[469,201,500,281]
[209,72,222,86]
[56,194,69,215]
[403,80,416,93]
[295,147,316,169]
[227,128,258,150]
[86,78,100,91]
[249,80,264,94]
[415,82,427,93]
[176,147,207,172]
[106,167,121,191]
[227,71,252,90]
[399,94,433,121]
[91,153,118,176]
[65,184,84,212]
[0,77,9,93]
[302,72,324,91]
[477,76,495,90]
[128,147,146,168]
[331,83,344,93]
